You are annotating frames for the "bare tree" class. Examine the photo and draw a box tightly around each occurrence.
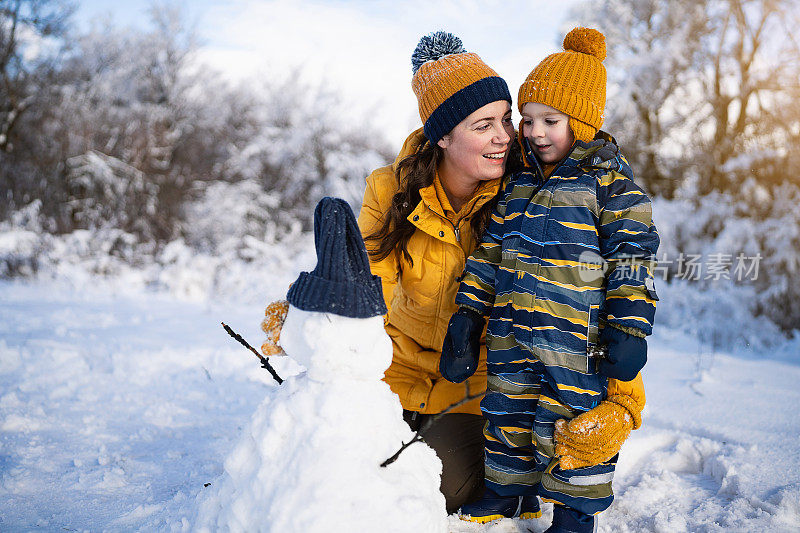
[699,0,800,193]
[51,4,219,242]
[0,0,72,153]
[0,0,74,222]
[0,1,392,256]
[568,0,709,197]
[569,0,800,196]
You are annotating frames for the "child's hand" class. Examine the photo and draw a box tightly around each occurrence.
[260,300,289,356]
[597,325,647,381]
[439,307,484,383]
[554,394,640,469]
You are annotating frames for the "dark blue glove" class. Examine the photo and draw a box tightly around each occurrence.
[597,325,647,381]
[439,307,484,383]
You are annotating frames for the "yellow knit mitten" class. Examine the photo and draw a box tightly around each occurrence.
[260,300,289,356]
[554,394,641,470]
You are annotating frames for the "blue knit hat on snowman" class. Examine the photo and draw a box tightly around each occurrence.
[286,197,387,319]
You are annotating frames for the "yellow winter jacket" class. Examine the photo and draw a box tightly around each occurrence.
[358,129,646,417]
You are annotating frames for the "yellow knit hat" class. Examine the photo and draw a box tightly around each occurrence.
[411,32,511,144]
[518,27,607,143]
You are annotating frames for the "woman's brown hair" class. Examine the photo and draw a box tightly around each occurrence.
[364,138,522,266]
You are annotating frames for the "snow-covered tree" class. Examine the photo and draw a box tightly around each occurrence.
[569,0,800,196]
[565,0,706,197]
[0,0,71,153]
[1,1,392,278]
[218,71,391,231]
[0,0,74,222]
[568,0,800,335]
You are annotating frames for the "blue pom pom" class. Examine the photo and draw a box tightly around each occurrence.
[411,31,465,74]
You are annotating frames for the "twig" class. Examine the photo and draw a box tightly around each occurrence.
[380,433,426,468]
[221,322,284,385]
[380,381,483,467]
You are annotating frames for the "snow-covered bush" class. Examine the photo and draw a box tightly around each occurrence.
[654,280,786,352]
[182,180,282,256]
[0,201,50,278]
[65,151,159,241]
[0,5,390,296]
[653,179,800,337]
[218,74,390,231]
[0,214,315,304]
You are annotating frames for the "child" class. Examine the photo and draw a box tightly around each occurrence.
[439,27,659,532]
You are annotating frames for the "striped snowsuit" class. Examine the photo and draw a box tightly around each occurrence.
[455,139,659,515]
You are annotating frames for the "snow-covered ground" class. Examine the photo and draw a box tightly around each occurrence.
[1,280,799,532]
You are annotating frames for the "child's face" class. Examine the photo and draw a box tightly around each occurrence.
[521,102,575,163]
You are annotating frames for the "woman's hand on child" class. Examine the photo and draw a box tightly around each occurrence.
[439,307,484,383]
[597,325,647,381]
[260,300,289,356]
[553,394,642,470]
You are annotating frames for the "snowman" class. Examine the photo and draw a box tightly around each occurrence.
[194,198,447,532]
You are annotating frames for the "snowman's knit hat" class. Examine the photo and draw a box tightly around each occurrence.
[286,197,387,318]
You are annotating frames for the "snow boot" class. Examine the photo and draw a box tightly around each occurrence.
[519,495,542,520]
[544,504,596,533]
[458,486,541,523]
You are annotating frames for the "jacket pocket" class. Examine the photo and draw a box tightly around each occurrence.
[390,289,440,350]
[400,232,444,302]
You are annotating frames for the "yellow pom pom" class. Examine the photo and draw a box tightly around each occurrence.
[563,27,606,62]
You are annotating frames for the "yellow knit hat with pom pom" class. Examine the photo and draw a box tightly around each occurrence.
[518,27,607,142]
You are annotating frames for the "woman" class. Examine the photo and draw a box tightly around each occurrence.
[261,31,643,517]
[357,31,646,518]
[357,32,517,513]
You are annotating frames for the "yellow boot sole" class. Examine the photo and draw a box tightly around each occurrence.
[458,508,541,523]
[458,513,505,524]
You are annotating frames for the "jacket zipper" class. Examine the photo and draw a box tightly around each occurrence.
[427,205,474,244]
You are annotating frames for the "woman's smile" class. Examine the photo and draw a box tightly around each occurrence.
[484,151,506,160]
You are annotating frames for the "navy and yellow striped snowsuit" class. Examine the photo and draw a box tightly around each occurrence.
[455,139,659,515]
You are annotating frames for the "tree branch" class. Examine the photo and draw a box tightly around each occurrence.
[380,381,483,467]
[221,322,283,385]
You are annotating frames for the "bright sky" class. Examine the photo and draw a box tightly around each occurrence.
[76,0,582,147]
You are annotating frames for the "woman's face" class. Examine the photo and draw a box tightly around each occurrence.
[436,100,514,184]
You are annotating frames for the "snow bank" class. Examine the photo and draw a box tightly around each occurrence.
[1,282,799,531]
